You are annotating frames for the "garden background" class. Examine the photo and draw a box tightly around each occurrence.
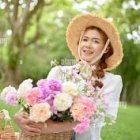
[0,0,140,139]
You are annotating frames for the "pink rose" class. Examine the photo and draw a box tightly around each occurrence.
[25,87,43,106]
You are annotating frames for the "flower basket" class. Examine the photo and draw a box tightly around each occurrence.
[19,131,73,140]
[0,110,17,140]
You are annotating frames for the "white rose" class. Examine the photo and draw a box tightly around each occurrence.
[17,79,33,98]
[54,93,73,111]
[62,82,79,96]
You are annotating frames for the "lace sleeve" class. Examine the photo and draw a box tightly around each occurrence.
[103,74,123,120]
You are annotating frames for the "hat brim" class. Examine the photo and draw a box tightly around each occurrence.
[66,13,123,71]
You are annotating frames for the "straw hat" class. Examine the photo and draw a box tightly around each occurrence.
[66,13,123,71]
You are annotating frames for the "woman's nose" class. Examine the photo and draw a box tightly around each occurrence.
[85,41,92,48]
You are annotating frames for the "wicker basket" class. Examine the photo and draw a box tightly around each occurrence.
[19,131,73,140]
[0,110,17,140]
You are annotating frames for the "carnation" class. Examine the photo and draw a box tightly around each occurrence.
[37,79,62,104]
[5,92,18,105]
[54,93,73,111]
[0,86,17,101]
[47,79,62,92]
[30,103,51,123]
[37,79,62,92]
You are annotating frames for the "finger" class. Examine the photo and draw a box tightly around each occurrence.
[21,118,31,124]
[29,122,44,129]
[29,124,43,129]
[24,125,41,133]
[22,112,29,118]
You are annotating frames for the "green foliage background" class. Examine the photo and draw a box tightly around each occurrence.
[0,0,140,138]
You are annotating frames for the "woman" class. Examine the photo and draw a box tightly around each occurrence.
[14,13,123,140]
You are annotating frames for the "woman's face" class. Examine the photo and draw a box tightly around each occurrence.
[79,29,106,63]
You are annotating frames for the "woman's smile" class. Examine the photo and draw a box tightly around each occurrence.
[82,48,94,55]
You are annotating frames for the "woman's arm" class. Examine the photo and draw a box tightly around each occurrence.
[104,74,123,120]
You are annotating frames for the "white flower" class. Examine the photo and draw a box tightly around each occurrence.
[62,82,79,96]
[2,109,11,121]
[30,103,51,123]
[17,79,33,97]
[77,80,86,92]
[0,86,17,100]
[54,93,73,111]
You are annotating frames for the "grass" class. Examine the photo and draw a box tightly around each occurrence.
[102,105,140,140]
[0,100,20,131]
[0,101,140,140]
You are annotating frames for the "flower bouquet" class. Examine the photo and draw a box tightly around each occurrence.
[0,78,96,140]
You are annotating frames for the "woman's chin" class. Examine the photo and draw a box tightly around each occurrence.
[81,57,93,63]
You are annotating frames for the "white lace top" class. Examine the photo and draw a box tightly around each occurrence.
[47,65,123,140]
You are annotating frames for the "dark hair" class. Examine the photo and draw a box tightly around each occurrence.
[85,26,113,89]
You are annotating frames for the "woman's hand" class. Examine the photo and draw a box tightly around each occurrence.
[41,119,77,134]
[14,111,43,136]
[14,111,77,135]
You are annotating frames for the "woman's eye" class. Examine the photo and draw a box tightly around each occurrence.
[82,38,88,41]
[93,39,99,44]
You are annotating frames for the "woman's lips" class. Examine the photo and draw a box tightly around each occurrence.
[82,49,94,55]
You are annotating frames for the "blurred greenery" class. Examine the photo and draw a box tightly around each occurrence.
[0,1,140,103]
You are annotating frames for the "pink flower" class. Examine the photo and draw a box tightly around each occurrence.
[73,118,90,133]
[47,79,62,92]
[70,103,85,121]
[5,92,18,105]
[37,79,62,92]
[71,96,96,121]
[25,87,43,106]
[80,96,96,118]
[37,79,62,104]
[0,86,17,105]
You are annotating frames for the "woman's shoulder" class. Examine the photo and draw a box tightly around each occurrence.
[47,65,76,80]
[103,72,123,86]
[104,72,122,81]
[48,65,75,76]
[101,72,123,95]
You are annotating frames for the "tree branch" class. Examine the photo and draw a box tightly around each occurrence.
[25,7,43,47]
[13,0,19,20]
[20,0,31,27]
[28,0,45,21]
[5,0,14,26]
[25,30,41,47]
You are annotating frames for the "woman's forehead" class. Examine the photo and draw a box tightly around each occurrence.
[83,29,105,40]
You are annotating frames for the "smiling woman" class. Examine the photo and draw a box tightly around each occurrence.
[14,13,123,140]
